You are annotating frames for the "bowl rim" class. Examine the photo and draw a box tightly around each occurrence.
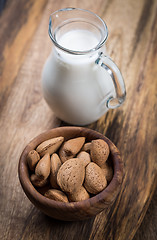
[18,126,123,210]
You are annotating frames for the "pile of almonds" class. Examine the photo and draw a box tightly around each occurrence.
[27,136,113,203]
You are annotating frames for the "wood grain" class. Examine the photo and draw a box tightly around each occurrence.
[0,0,157,239]
[0,0,48,112]
[133,187,157,240]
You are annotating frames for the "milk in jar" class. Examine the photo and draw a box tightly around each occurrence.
[42,29,115,125]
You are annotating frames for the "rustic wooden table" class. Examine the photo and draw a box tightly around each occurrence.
[0,0,157,239]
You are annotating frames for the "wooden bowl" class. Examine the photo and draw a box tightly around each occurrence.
[18,127,123,221]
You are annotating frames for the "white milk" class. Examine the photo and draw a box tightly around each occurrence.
[42,29,115,125]
[58,29,99,51]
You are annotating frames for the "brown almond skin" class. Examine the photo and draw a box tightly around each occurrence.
[82,142,91,153]
[68,186,90,202]
[30,174,48,187]
[36,137,64,157]
[50,153,62,189]
[59,137,85,163]
[102,163,113,182]
[44,189,68,202]
[90,139,110,168]
[77,151,91,167]
[84,162,107,194]
[57,158,85,193]
[35,153,50,180]
[27,150,40,171]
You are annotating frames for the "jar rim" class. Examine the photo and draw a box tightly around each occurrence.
[49,8,108,55]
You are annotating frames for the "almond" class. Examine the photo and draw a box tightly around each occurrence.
[68,186,90,202]
[102,163,113,182]
[35,153,50,180]
[57,158,85,193]
[90,139,110,167]
[36,136,64,157]
[84,162,107,194]
[59,137,85,163]
[27,150,40,171]
[77,151,91,167]
[44,189,68,203]
[50,153,62,189]
[30,174,48,187]
[82,142,91,153]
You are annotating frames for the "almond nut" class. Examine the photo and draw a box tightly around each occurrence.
[35,153,50,180]
[50,153,62,189]
[102,163,113,182]
[36,136,64,157]
[27,150,40,171]
[82,142,91,153]
[57,158,85,193]
[84,162,107,194]
[68,186,90,202]
[30,174,48,187]
[77,151,91,167]
[90,139,110,167]
[59,137,85,163]
[44,189,68,202]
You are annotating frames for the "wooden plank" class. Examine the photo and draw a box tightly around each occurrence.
[0,0,156,239]
[133,188,157,240]
[0,0,48,112]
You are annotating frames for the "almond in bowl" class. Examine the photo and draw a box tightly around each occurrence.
[18,127,123,221]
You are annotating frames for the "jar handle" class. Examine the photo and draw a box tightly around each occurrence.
[95,52,126,108]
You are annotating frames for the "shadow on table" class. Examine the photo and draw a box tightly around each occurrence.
[43,213,95,240]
